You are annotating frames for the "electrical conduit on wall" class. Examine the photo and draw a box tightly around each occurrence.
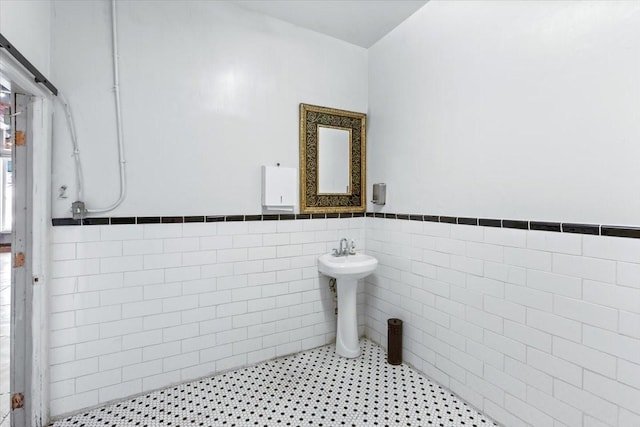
[57,0,126,218]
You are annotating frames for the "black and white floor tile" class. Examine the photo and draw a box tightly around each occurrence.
[51,339,498,427]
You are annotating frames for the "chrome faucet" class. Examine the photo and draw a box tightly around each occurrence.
[332,238,351,257]
[339,238,348,256]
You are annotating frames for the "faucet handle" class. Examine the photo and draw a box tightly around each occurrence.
[332,248,340,257]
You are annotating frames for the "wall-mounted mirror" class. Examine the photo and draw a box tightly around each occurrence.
[318,125,351,195]
[299,104,366,213]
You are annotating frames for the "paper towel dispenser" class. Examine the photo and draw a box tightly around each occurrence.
[262,165,296,211]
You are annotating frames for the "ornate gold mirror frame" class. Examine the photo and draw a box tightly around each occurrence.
[299,103,366,213]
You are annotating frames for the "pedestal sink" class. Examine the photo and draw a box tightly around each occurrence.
[318,252,378,358]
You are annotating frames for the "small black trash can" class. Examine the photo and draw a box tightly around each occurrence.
[387,318,403,365]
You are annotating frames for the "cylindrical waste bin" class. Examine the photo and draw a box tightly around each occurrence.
[387,318,403,365]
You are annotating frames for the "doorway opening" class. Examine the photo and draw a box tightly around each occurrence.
[0,82,13,427]
[0,48,52,424]
[0,78,36,426]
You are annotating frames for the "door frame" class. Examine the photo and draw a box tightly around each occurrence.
[1,52,52,427]
[11,92,31,427]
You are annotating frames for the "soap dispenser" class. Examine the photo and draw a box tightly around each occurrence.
[372,183,386,205]
[349,240,356,255]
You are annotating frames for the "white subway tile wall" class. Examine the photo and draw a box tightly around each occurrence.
[49,218,365,417]
[365,217,640,427]
[50,216,640,426]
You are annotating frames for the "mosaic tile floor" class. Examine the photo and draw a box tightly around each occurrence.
[51,339,498,427]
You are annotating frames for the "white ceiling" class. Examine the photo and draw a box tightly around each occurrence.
[231,0,428,48]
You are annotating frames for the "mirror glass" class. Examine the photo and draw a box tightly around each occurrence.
[318,126,351,194]
[299,104,366,213]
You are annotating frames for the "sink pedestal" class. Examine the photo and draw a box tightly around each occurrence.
[335,277,360,358]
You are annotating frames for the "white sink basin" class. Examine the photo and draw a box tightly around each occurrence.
[318,252,378,280]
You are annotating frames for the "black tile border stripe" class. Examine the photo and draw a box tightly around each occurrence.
[110,217,135,225]
[479,218,501,228]
[161,216,183,224]
[457,217,478,226]
[364,212,640,240]
[530,221,561,232]
[82,217,109,226]
[502,220,528,230]
[52,213,362,227]
[137,217,160,224]
[50,212,640,240]
[602,226,640,239]
[562,223,599,235]
[184,216,205,223]
[52,218,81,226]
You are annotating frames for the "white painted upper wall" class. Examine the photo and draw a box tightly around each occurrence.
[0,0,51,75]
[50,0,367,217]
[368,1,640,225]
